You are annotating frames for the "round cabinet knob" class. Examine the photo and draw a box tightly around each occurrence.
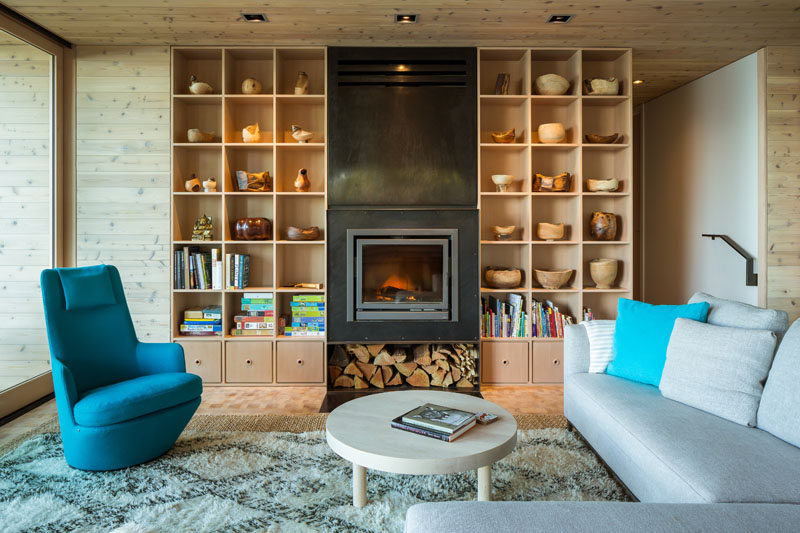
[245,359,252,366]
[502,360,509,366]
[553,359,561,366]
[297,359,304,366]
[194,359,201,366]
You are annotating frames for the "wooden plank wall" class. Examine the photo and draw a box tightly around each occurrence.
[766,47,800,323]
[76,46,171,340]
[0,38,52,390]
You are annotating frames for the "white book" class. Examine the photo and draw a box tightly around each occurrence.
[225,253,232,289]
[214,260,222,290]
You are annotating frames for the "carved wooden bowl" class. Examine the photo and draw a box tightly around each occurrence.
[286,226,320,241]
[534,269,574,290]
[234,217,271,240]
[584,133,619,144]
[484,267,522,289]
[533,172,572,192]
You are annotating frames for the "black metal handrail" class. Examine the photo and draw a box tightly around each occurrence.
[701,234,758,286]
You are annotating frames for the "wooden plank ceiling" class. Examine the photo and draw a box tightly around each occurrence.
[4,0,800,104]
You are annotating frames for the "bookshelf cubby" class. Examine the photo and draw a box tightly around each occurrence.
[479,48,633,385]
[171,47,327,386]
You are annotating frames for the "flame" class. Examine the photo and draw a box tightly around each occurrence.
[380,274,414,291]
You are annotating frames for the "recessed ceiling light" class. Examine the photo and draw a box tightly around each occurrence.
[395,14,419,24]
[546,14,574,24]
[633,79,645,85]
[241,13,268,23]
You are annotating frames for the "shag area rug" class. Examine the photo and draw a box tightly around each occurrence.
[0,414,628,532]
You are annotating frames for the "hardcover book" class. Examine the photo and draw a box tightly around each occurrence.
[400,403,476,434]
[391,416,476,443]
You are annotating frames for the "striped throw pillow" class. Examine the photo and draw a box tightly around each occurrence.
[584,320,616,373]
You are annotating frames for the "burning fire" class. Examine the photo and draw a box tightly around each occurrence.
[375,273,421,302]
[380,274,414,291]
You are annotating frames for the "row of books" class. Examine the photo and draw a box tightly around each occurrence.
[174,247,222,290]
[229,292,274,337]
[284,294,325,337]
[391,403,497,443]
[481,293,529,338]
[583,308,596,321]
[180,305,222,336]
[532,298,575,338]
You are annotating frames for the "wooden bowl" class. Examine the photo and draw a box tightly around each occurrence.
[536,222,565,241]
[492,225,516,241]
[585,178,619,192]
[584,133,619,144]
[590,258,619,289]
[533,172,571,192]
[491,128,516,143]
[534,73,570,96]
[537,122,566,143]
[286,226,320,241]
[491,174,515,192]
[187,129,214,143]
[534,269,574,290]
[484,267,522,289]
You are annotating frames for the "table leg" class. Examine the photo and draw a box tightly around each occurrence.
[477,464,492,501]
[353,463,367,508]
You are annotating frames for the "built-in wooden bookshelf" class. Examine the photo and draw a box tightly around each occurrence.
[171,47,327,386]
[477,48,633,385]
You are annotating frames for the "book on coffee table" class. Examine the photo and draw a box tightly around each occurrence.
[391,415,476,442]
[400,403,477,434]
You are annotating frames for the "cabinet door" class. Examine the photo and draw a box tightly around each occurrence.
[276,341,324,383]
[179,341,222,383]
[480,341,528,384]
[532,341,564,384]
[226,341,272,383]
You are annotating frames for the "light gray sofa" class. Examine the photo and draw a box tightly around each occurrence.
[406,295,800,531]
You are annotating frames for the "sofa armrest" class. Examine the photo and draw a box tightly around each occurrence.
[136,342,186,375]
[564,324,590,376]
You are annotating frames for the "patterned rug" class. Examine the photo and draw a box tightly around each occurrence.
[0,415,627,532]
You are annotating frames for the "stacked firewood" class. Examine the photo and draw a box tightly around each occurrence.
[329,343,477,389]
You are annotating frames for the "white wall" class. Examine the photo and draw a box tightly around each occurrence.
[643,53,759,305]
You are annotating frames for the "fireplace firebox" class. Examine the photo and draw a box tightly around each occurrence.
[348,229,458,321]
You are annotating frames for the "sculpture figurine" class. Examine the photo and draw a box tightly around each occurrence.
[242,123,261,143]
[291,125,313,143]
[235,170,272,192]
[184,173,201,192]
[192,214,213,241]
[294,71,309,95]
[188,75,213,95]
[202,177,216,193]
[294,168,311,192]
[241,77,262,95]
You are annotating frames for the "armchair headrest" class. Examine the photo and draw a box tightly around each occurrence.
[56,265,117,310]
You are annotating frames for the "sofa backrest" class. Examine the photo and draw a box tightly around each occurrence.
[757,319,800,449]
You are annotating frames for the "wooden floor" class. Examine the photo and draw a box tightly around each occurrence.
[0,385,563,449]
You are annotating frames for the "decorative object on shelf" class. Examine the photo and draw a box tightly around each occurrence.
[490,174,514,192]
[241,77,262,94]
[290,282,323,289]
[492,225,515,241]
[187,128,214,143]
[191,214,213,241]
[242,123,261,143]
[534,73,570,95]
[184,174,201,192]
[584,77,619,96]
[484,267,522,289]
[584,133,620,144]
[287,225,320,241]
[585,178,619,193]
[188,75,213,95]
[235,170,272,192]
[536,222,565,241]
[234,217,272,240]
[533,172,571,192]
[589,211,618,241]
[294,168,311,192]
[490,128,515,144]
[294,71,309,95]
[590,258,619,289]
[291,125,314,143]
[202,177,217,193]
[534,269,574,290]
[537,122,566,144]
[494,73,510,95]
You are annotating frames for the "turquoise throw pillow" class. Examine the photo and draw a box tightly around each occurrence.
[606,298,710,386]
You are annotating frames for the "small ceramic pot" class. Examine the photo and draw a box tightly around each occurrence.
[492,225,516,241]
[202,178,217,192]
[291,125,313,143]
[242,123,261,143]
[189,75,213,95]
[534,269,574,290]
[184,176,201,192]
[590,212,618,241]
[538,123,566,144]
[294,168,310,192]
[534,73,570,96]
[585,178,619,192]
[491,174,514,192]
[294,71,309,95]
[187,129,214,143]
[484,267,522,289]
[536,222,565,241]
[584,77,619,96]
[241,78,262,94]
[234,217,271,240]
[590,258,619,289]
[491,128,515,144]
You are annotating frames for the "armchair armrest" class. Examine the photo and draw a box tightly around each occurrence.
[136,342,186,375]
[564,324,591,376]
[51,362,78,425]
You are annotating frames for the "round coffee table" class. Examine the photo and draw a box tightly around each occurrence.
[325,390,517,507]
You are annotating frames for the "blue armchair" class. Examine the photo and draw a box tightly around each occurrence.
[41,264,202,470]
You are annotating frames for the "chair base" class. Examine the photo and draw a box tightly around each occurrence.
[61,396,201,471]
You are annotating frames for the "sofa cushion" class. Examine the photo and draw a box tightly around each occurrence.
[74,372,202,427]
[688,292,789,342]
[758,320,800,447]
[583,320,615,373]
[565,372,800,503]
[606,298,710,386]
[660,318,776,427]
[56,264,117,310]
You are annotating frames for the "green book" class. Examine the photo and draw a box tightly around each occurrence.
[292,295,325,302]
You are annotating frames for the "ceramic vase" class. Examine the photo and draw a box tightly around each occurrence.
[294,168,310,192]
[590,258,619,289]
[589,212,618,240]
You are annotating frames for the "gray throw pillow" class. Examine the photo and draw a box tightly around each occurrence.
[757,320,800,447]
[660,318,777,427]
[688,292,789,343]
